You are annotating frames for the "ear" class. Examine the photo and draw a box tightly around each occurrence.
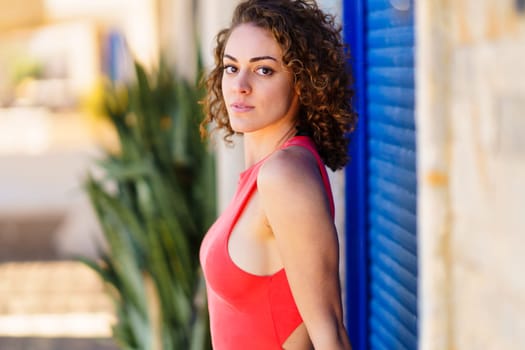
[294,83,301,96]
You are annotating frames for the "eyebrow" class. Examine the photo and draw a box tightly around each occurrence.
[223,54,278,63]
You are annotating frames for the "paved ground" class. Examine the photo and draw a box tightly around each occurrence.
[0,337,118,350]
[0,261,118,350]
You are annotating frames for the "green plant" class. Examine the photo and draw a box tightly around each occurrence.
[81,59,215,350]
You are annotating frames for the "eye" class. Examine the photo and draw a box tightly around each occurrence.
[223,65,237,74]
[256,66,274,76]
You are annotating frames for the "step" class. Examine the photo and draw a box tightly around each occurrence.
[0,337,118,350]
[0,261,114,338]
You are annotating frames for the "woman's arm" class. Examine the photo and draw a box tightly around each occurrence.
[258,146,352,350]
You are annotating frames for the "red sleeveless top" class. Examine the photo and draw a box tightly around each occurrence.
[200,136,334,349]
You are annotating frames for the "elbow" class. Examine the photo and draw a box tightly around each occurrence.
[310,322,352,350]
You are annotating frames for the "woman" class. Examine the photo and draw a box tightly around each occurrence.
[199,0,357,349]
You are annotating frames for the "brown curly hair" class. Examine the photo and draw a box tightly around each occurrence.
[200,0,357,171]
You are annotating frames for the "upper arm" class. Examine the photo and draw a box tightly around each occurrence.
[257,148,346,347]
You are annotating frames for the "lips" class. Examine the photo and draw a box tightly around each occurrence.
[230,102,254,113]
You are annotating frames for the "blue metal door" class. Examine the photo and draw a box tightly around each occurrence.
[344,1,418,349]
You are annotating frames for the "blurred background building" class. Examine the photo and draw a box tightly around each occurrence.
[0,1,161,348]
[0,0,524,349]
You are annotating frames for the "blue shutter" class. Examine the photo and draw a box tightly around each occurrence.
[344,1,418,349]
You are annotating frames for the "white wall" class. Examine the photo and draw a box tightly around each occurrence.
[198,0,245,212]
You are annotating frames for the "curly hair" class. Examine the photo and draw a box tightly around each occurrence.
[200,0,357,171]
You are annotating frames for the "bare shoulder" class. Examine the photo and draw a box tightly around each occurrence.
[258,146,320,188]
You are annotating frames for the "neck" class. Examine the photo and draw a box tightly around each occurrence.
[243,124,297,168]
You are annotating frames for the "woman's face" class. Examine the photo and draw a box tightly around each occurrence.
[221,23,299,135]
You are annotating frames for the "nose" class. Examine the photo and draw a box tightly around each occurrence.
[232,71,251,94]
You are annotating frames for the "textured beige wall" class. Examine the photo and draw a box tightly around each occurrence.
[418,1,525,349]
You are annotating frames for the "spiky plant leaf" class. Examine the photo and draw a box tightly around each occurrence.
[83,56,215,350]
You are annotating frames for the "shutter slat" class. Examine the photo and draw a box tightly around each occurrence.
[368,27,414,48]
[370,230,417,272]
[369,213,417,254]
[369,120,415,149]
[370,315,407,349]
[370,335,392,350]
[368,104,414,127]
[370,266,417,314]
[368,68,414,87]
[370,175,417,212]
[371,282,418,333]
[371,300,417,347]
[368,47,414,67]
[369,159,416,191]
[370,195,417,233]
[370,234,418,287]
[368,8,414,29]
[367,0,395,12]
[369,140,416,171]
[368,85,415,108]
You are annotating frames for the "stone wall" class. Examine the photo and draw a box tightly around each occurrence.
[418,1,525,349]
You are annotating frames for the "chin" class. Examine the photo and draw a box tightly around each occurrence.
[229,121,253,134]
